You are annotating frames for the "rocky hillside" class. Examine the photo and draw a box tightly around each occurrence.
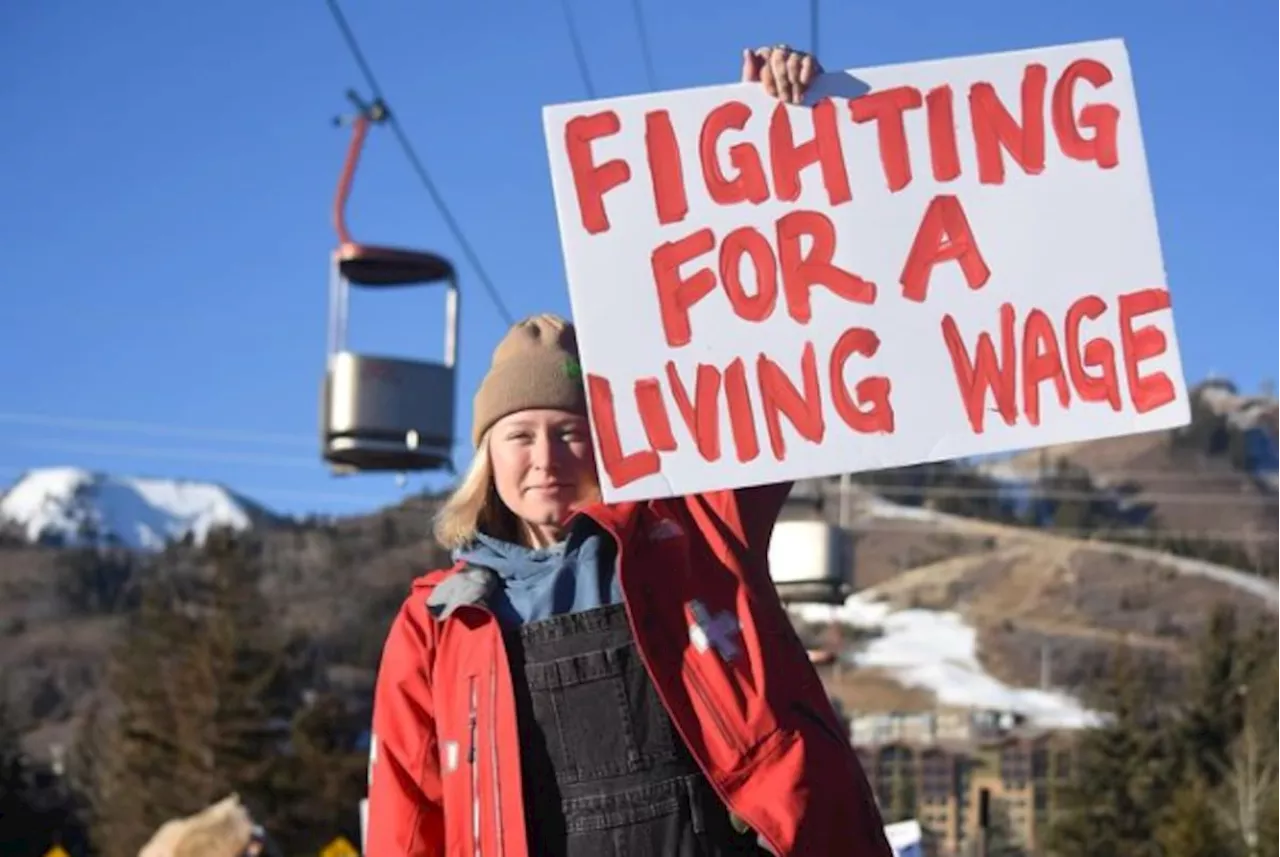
[991,379,1277,558]
[5,490,1264,857]
[798,381,1280,716]
[800,492,1276,718]
[0,492,450,758]
[2,377,1276,757]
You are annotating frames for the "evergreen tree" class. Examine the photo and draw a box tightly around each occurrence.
[0,704,43,855]
[0,702,90,857]
[54,545,138,616]
[1179,604,1247,787]
[1049,648,1176,857]
[1044,460,1089,533]
[1244,652,1280,857]
[82,570,223,856]
[266,691,369,854]
[1147,605,1278,856]
[194,529,297,799]
[1156,779,1240,857]
[886,762,916,823]
[1258,786,1279,857]
[1209,653,1278,857]
[1211,721,1276,857]
[82,528,298,857]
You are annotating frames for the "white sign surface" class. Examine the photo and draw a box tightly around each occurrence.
[543,38,1189,503]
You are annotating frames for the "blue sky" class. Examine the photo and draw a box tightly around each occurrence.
[1,0,1275,517]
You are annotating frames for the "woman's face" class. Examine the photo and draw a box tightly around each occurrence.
[489,409,597,543]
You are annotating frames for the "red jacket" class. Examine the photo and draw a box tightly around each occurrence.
[366,484,892,856]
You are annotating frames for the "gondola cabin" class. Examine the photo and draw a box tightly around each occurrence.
[767,479,854,605]
[320,94,460,476]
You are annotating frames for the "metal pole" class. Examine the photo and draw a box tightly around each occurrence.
[443,280,460,368]
[838,471,850,529]
[810,0,820,58]
[977,788,990,857]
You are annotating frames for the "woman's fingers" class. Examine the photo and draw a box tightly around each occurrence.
[747,45,823,102]
[799,53,817,88]
[785,50,805,103]
[769,47,792,102]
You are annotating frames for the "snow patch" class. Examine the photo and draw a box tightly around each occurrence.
[795,594,1101,729]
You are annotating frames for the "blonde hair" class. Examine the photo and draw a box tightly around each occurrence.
[434,431,518,550]
[433,427,602,551]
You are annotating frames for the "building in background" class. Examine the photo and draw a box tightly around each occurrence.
[850,708,1078,856]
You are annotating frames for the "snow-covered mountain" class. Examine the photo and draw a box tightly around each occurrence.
[0,467,279,551]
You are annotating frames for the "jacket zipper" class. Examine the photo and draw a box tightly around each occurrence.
[468,676,481,857]
[685,664,746,755]
[454,602,506,857]
[489,657,505,857]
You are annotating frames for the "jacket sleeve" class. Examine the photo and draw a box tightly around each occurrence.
[733,481,794,557]
[685,482,793,563]
[366,597,445,857]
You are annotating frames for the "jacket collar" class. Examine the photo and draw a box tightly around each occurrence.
[419,501,650,621]
[426,564,500,619]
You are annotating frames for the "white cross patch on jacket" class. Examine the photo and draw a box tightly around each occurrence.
[688,600,742,663]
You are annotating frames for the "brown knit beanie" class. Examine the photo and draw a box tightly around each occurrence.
[472,313,587,445]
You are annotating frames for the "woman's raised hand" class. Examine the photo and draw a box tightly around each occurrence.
[741,44,824,104]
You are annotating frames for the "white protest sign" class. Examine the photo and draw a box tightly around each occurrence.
[884,819,924,857]
[542,38,1189,503]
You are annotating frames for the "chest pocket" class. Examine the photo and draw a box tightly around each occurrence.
[511,603,700,791]
[522,638,683,784]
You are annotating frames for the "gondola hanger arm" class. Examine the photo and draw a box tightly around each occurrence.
[332,90,392,247]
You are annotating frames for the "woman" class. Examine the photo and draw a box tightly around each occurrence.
[367,45,892,857]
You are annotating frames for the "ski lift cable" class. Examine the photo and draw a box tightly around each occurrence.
[323,0,516,327]
[6,433,1274,503]
[0,411,312,447]
[558,0,598,99]
[10,438,321,469]
[0,408,1270,486]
